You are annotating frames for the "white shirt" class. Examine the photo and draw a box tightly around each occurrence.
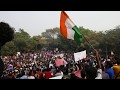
[20,75,28,79]
[28,76,35,79]
[55,71,63,77]
[95,69,102,79]
[49,63,53,68]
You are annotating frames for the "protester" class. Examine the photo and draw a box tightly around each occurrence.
[44,68,53,79]
[54,68,63,77]
[80,69,86,79]
[19,71,28,79]
[1,47,120,79]
[85,66,97,79]
[27,71,35,79]
[112,58,120,79]
[0,22,14,78]
[70,73,80,79]
[105,61,114,79]
[102,64,109,79]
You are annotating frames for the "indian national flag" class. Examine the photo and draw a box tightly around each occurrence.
[60,11,82,43]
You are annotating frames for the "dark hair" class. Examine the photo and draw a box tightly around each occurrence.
[101,64,105,71]
[21,71,25,76]
[85,66,97,79]
[46,68,51,72]
[81,69,86,79]
[116,59,120,65]
[0,58,4,78]
[63,68,68,75]
[0,22,14,78]
[70,73,80,79]
[105,61,113,68]
[28,71,32,76]
[33,70,36,74]
[36,68,39,71]
[0,22,14,47]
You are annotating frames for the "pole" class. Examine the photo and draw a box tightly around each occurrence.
[105,31,108,60]
[82,33,101,69]
[106,46,108,59]
[52,28,54,55]
[82,34,96,52]
[65,11,101,68]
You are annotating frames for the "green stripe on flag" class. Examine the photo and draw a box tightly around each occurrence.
[72,25,82,43]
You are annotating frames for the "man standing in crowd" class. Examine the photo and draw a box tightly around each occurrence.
[113,58,120,79]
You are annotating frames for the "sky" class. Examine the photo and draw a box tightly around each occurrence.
[0,11,120,37]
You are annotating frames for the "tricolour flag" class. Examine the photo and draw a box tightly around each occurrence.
[60,11,82,43]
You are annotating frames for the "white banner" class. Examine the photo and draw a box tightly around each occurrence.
[74,50,86,62]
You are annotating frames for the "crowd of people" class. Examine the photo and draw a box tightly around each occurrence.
[0,21,120,79]
[1,48,120,79]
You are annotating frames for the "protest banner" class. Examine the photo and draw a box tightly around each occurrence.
[74,50,86,62]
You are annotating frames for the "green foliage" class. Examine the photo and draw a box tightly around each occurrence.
[1,28,39,55]
[1,41,16,56]
[1,25,120,58]
[104,28,120,57]
[14,28,30,39]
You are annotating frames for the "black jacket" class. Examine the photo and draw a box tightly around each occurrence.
[0,57,4,78]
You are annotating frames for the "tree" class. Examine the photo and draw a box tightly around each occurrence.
[32,35,47,50]
[14,38,27,53]
[1,41,17,56]
[14,28,31,39]
[26,38,38,51]
[104,28,120,58]
[41,27,60,50]
[41,27,59,39]
[14,29,32,53]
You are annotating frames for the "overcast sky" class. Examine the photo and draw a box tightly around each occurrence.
[0,11,120,37]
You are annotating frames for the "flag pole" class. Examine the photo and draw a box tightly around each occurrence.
[62,11,101,68]
[68,15,101,68]
[82,33,101,69]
